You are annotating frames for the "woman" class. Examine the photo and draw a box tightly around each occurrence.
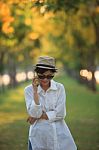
[24,56,77,150]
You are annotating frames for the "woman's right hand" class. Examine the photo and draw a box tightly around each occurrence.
[32,77,39,93]
[32,77,40,105]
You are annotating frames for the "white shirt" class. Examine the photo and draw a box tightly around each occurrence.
[24,80,77,150]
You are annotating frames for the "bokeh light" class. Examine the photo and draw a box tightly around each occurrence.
[94,71,99,84]
[80,69,88,78]
[2,74,11,85]
[27,71,34,79]
[15,72,26,82]
[87,71,92,81]
[80,69,99,83]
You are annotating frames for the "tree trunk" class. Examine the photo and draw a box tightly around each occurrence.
[87,50,97,91]
[87,70,96,91]
[0,50,6,92]
[8,58,17,88]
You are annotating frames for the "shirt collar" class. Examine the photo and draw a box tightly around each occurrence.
[37,80,57,93]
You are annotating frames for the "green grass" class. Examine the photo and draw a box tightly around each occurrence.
[0,74,99,150]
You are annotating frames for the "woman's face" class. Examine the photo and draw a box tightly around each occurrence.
[37,70,54,86]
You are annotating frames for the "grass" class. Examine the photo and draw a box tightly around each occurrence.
[0,74,99,150]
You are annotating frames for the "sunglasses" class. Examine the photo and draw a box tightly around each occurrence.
[37,74,54,79]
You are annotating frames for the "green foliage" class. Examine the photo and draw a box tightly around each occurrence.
[0,0,99,90]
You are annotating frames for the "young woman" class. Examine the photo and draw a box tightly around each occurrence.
[24,56,77,150]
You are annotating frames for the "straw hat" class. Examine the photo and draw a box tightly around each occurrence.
[33,56,57,70]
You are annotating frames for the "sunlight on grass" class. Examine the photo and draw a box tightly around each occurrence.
[0,112,27,125]
[0,84,28,126]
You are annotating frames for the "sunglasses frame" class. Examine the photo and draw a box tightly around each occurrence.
[37,74,54,80]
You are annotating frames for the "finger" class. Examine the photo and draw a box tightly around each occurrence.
[27,117,30,122]
[31,118,37,124]
[27,118,32,124]
[27,117,36,124]
[32,78,39,85]
[27,117,32,122]
[30,120,35,124]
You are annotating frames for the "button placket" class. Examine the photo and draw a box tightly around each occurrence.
[41,91,47,112]
[44,92,49,112]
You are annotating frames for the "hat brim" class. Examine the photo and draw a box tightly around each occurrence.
[33,65,58,71]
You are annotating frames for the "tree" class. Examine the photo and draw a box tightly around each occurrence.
[0,0,99,91]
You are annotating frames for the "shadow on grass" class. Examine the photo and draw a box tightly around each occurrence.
[66,119,99,150]
[0,119,29,150]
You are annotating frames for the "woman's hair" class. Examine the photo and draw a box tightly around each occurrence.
[35,67,57,74]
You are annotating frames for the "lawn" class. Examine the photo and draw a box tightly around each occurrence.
[0,74,99,150]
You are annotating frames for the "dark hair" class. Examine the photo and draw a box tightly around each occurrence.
[35,67,57,74]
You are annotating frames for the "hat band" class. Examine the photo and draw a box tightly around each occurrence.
[36,64,55,69]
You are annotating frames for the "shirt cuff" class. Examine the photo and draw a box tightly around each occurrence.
[29,101,42,118]
[46,111,56,121]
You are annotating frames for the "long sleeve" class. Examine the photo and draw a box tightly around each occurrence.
[46,84,66,122]
[24,87,42,118]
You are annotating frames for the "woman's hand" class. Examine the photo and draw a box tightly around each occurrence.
[39,112,49,120]
[27,112,48,124]
[32,77,40,105]
[32,77,39,92]
[27,116,37,124]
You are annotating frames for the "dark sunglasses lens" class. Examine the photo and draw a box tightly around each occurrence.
[47,76,54,79]
[38,75,45,79]
[38,75,54,79]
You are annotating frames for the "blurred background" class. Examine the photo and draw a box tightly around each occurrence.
[0,0,99,150]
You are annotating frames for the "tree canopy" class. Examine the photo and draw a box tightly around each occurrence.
[0,0,99,90]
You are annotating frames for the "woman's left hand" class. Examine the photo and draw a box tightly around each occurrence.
[39,112,48,120]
